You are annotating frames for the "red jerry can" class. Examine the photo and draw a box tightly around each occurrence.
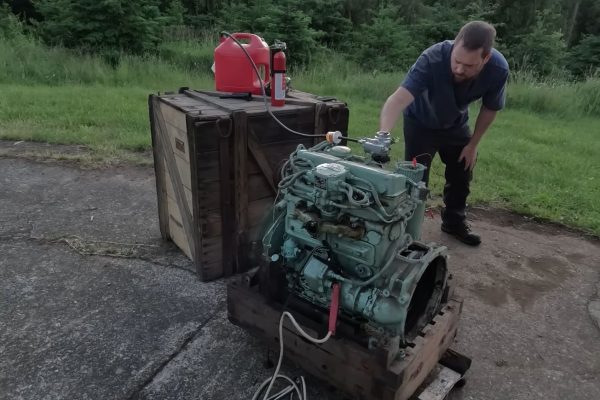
[214,33,270,95]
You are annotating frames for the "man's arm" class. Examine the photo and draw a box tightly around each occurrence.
[381,51,431,133]
[458,105,497,171]
[460,66,508,171]
[379,86,415,132]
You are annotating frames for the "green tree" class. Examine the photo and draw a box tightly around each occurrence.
[561,0,600,47]
[298,0,352,51]
[0,3,24,39]
[569,35,600,76]
[218,0,320,66]
[35,0,165,61]
[162,0,185,26]
[504,12,566,76]
[410,0,497,51]
[354,6,419,72]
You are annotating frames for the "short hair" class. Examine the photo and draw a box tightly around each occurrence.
[455,21,496,57]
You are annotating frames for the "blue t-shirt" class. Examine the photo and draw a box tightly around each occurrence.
[401,40,509,131]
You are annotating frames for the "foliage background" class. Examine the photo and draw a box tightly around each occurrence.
[2,0,600,76]
[0,0,599,234]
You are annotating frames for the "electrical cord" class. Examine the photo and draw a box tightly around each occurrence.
[253,311,333,400]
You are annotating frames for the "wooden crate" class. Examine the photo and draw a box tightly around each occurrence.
[148,89,349,281]
[227,278,464,400]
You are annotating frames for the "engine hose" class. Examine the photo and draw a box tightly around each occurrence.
[291,157,314,172]
[351,176,396,219]
[278,170,306,189]
[280,159,291,179]
[328,201,397,224]
[309,140,332,152]
[339,182,370,207]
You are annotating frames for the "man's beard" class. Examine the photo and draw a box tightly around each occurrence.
[453,73,472,83]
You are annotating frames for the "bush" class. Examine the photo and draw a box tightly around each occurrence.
[504,14,566,77]
[217,0,320,66]
[0,4,25,40]
[297,0,352,51]
[35,0,165,62]
[569,35,600,77]
[354,7,419,73]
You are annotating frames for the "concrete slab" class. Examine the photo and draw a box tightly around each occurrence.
[1,154,599,400]
[0,240,225,400]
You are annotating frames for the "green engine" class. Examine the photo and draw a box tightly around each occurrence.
[261,135,449,345]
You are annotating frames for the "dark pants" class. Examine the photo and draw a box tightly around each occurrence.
[403,117,472,226]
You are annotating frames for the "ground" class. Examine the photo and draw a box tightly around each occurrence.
[1,141,599,400]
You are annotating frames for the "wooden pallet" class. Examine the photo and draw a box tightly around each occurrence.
[227,278,468,400]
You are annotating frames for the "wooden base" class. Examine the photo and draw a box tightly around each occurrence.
[227,278,467,400]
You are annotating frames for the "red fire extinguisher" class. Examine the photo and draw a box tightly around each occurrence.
[270,41,286,107]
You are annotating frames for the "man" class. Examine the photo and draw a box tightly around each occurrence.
[379,21,509,246]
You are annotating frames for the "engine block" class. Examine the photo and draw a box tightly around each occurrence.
[261,140,449,346]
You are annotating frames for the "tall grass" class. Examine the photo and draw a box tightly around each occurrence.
[293,51,400,102]
[508,70,600,118]
[0,37,210,89]
[1,36,599,233]
[3,36,600,119]
[297,52,600,119]
[157,30,217,73]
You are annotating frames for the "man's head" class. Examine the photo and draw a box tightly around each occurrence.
[451,21,496,82]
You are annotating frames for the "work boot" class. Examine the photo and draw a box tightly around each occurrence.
[441,221,481,246]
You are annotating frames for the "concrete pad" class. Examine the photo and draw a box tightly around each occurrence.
[1,153,599,400]
[428,211,600,400]
[0,240,225,400]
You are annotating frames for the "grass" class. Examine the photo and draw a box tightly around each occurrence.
[326,96,600,233]
[456,109,599,232]
[1,37,599,234]
[0,37,212,87]
[158,40,215,72]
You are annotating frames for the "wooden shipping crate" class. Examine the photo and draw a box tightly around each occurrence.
[149,89,349,281]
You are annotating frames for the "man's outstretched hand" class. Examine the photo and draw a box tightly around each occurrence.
[458,143,478,171]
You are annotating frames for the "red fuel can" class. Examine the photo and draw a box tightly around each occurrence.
[214,33,270,95]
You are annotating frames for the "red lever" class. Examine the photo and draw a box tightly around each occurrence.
[328,283,341,335]
[412,157,417,167]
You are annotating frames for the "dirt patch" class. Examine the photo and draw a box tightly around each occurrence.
[469,205,600,242]
[0,139,153,168]
[468,254,573,310]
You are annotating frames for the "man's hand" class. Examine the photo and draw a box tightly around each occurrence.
[460,105,497,171]
[458,143,478,171]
